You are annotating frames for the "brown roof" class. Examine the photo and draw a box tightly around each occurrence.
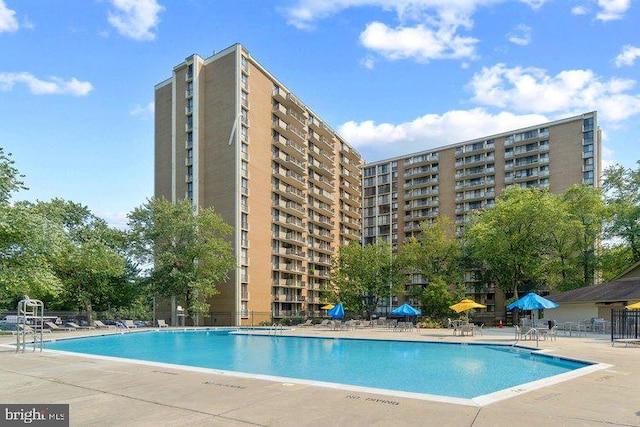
[549,279,640,304]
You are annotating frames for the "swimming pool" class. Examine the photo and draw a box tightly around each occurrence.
[44,330,599,404]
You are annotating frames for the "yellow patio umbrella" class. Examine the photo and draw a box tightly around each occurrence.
[625,301,640,310]
[450,299,487,313]
[321,304,335,310]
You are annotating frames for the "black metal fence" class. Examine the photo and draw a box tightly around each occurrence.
[611,309,640,341]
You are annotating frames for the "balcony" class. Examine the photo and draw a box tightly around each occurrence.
[273,151,305,175]
[273,294,305,303]
[340,178,360,196]
[272,87,307,113]
[340,142,360,161]
[309,186,335,204]
[341,167,360,185]
[308,172,333,193]
[308,200,334,217]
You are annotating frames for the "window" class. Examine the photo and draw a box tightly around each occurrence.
[377,174,389,184]
[186,81,193,97]
[241,90,248,108]
[378,164,389,174]
[186,149,193,165]
[186,63,193,79]
[186,132,193,148]
[583,130,594,143]
[241,125,248,141]
[186,182,193,199]
[241,74,248,90]
[583,117,594,131]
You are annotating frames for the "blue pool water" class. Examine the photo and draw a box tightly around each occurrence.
[45,330,590,399]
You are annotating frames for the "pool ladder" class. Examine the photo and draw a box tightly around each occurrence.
[269,323,283,336]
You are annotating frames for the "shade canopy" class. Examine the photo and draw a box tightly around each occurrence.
[450,299,486,313]
[507,293,558,311]
[626,301,640,310]
[321,304,335,310]
[327,302,345,319]
[391,303,421,317]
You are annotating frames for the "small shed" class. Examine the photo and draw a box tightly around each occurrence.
[548,261,640,323]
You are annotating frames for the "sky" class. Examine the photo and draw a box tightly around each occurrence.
[1,0,639,228]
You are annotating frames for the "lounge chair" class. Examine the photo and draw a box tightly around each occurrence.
[157,319,169,328]
[67,322,94,330]
[296,319,313,327]
[314,319,330,328]
[17,324,51,335]
[45,322,75,331]
[94,320,116,329]
[124,320,138,328]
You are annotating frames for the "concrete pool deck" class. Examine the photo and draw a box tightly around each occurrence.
[0,327,638,426]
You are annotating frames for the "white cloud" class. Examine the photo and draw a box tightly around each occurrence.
[360,56,375,69]
[600,144,616,170]
[507,24,531,46]
[596,0,631,21]
[0,0,18,33]
[96,211,129,230]
[339,108,548,158]
[360,21,479,62]
[282,1,547,63]
[571,5,589,15]
[469,63,640,122]
[108,0,164,41]
[0,72,93,96]
[614,45,640,68]
[131,101,154,116]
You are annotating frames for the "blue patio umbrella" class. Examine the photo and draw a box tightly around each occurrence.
[507,293,559,310]
[327,303,345,319]
[390,303,421,317]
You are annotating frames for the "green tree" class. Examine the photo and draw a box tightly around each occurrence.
[464,187,559,298]
[603,161,640,262]
[329,241,406,317]
[599,244,634,282]
[562,184,607,288]
[0,147,26,204]
[0,149,61,307]
[0,203,64,308]
[402,216,463,285]
[30,199,132,324]
[128,198,235,323]
[419,277,464,320]
[401,217,463,317]
[543,198,583,291]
